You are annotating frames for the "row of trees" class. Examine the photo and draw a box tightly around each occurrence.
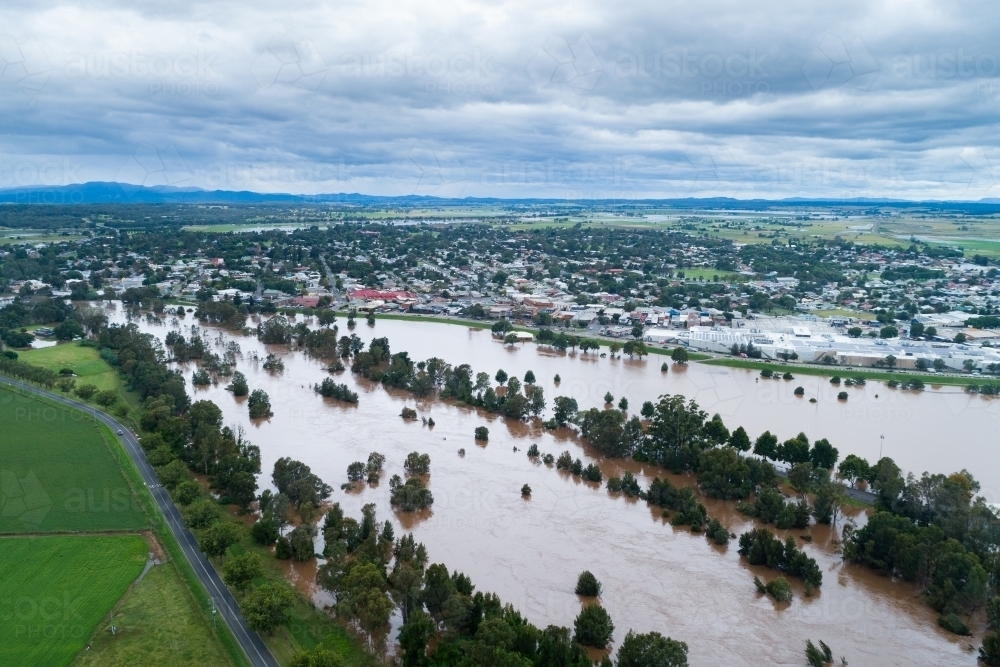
[313,502,689,666]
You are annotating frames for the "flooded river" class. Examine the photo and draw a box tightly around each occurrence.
[112,307,992,666]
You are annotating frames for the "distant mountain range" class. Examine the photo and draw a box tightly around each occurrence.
[2,182,1000,212]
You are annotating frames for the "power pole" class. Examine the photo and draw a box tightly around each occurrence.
[879,434,885,460]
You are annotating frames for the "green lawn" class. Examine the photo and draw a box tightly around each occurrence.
[19,344,119,392]
[701,357,991,387]
[0,385,148,533]
[70,563,233,667]
[0,535,148,667]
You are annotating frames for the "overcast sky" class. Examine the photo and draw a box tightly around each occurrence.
[1,0,999,199]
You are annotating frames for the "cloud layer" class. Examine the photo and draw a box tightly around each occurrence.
[1,0,999,199]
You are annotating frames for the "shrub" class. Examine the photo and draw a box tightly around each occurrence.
[575,570,602,596]
[192,369,211,386]
[173,481,201,506]
[616,630,688,667]
[782,372,794,380]
[937,613,971,636]
[830,376,841,385]
[805,639,833,667]
[248,389,273,418]
[400,407,417,420]
[527,444,539,457]
[837,391,848,400]
[288,524,317,562]
[314,378,358,403]
[390,475,434,511]
[200,521,243,558]
[222,552,262,594]
[184,499,220,529]
[521,484,531,496]
[981,631,1000,665]
[794,386,805,396]
[147,446,176,467]
[556,451,573,470]
[574,604,614,648]
[765,576,792,602]
[251,518,279,546]
[705,518,730,545]
[582,463,602,482]
[404,452,431,475]
[275,536,292,559]
[474,426,489,441]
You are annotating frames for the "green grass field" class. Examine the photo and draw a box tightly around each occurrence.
[701,357,991,387]
[0,534,148,667]
[0,386,148,533]
[19,345,119,392]
[70,563,233,667]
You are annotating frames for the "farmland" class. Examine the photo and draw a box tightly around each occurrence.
[0,535,148,667]
[0,385,147,533]
[70,563,233,667]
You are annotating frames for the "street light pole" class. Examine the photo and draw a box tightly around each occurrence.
[879,434,884,460]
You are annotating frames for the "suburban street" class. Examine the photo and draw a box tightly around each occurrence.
[0,376,280,667]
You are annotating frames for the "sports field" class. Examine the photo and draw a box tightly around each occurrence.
[18,345,119,392]
[0,534,148,667]
[0,385,147,533]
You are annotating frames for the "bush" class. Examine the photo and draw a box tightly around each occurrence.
[705,518,730,545]
[527,444,539,457]
[226,371,249,396]
[147,445,176,467]
[275,535,292,559]
[616,630,688,667]
[782,372,794,380]
[937,613,971,636]
[805,639,833,667]
[222,552,262,594]
[542,453,554,465]
[390,475,434,511]
[521,484,531,496]
[173,481,201,506]
[200,521,243,558]
[738,528,822,588]
[404,452,431,475]
[184,498,220,529]
[830,376,841,385]
[474,426,489,441]
[242,582,295,634]
[248,389,273,418]
[837,391,848,400]
[314,378,358,402]
[582,463,602,482]
[401,407,417,420]
[288,524,317,561]
[556,451,573,470]
[574,604,614,648]
[765,576,792,602]
[575,570,602,596]
[982,631,1000,665]
[252,518,279,546]
[794,386,804,396]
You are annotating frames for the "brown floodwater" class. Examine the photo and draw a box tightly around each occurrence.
[108,306,992,665]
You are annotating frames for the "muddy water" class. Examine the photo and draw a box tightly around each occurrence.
[112,308,989,666]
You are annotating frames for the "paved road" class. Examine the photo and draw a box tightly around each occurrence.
[0,376,279,667]
[318,254,341,305]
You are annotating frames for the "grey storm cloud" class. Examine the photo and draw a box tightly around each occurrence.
[1,0,999,199]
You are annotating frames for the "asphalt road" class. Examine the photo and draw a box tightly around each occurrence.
[0,376,280,667]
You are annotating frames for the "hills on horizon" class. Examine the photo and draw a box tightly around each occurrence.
[2,181,1000,212]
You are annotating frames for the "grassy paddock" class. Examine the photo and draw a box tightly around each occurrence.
[0,385,148,533]
[19,344,118,392]
[0,534,148,667]
[702,357,992,388]
[70,563,233,667]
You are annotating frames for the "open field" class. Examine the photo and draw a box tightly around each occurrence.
[71,563,233,667]
[0,385,148,533]
[0,534,148,667]
[701,356,994,387]
[19,344,119,392]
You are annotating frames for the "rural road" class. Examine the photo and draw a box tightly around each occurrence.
[0,376,280,667]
